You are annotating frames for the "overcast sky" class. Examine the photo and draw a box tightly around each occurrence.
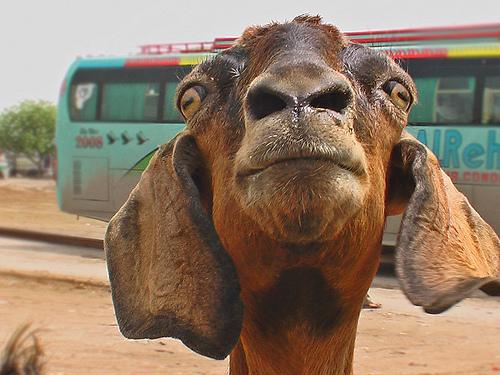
[1,0,499,111]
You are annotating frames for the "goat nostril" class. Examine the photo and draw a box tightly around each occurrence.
[310,91,352,113]
[248,89,287,120]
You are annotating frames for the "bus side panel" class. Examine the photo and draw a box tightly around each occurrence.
[383,126,500,245]
[57,120,184,221]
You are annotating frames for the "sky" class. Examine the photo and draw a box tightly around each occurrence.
[1,0,499,111]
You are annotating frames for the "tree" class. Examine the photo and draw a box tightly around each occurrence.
[0,100,56,176]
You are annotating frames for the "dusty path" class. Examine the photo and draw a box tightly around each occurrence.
[0,178,499,374]
[1,270,499,375]
[0,178,107,238]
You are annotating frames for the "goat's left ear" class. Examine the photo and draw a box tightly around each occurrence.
[386,131,500,314]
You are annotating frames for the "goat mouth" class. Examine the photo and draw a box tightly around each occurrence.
[237,155,365,179]
[234,152,369,244]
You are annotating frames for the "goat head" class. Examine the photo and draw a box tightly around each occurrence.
[105,15,500,374]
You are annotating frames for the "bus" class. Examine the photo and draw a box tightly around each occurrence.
[347,24,500,245]
[56,24,500,244]
[55,39,233,221]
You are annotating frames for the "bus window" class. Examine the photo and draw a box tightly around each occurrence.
[406,59,482,126]
[408,77,438,124]
[408,77,475,124]
[482,76,500,124]
[435,77,475,124]
[164,82,184,122]
[70,83,98,121]
[101,82,160,122]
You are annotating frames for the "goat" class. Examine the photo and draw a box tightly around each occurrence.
[105,16,500,374]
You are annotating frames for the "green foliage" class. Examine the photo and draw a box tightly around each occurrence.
[0,100,56,174]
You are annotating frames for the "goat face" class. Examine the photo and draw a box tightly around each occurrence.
[105,15,500,372]
[235,46,369,244]
[176,18,414,245]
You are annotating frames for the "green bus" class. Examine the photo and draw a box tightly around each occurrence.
[55,42,223,220]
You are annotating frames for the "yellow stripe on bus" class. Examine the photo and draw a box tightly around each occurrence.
[179,54,213,65]
[448,45,500,58]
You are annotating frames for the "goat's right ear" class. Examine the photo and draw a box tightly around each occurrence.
[105,131,243,360]
[386,131,500,314]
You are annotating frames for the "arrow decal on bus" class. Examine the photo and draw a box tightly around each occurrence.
[122,132,132,145]
[137,131,149,145]
[107,131,118,145]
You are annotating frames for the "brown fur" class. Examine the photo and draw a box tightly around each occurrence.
[105,15,500,374]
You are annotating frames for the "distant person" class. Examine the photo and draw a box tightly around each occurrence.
[0,152,8,179]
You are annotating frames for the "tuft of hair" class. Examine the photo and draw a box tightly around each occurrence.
[236,14,346,53]
[0,324,44,375]
[292,14,323,25]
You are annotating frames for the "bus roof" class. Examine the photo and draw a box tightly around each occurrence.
[347,23,500,59]
[75,23,500,68]
[73,53,215,68]
[139,23,500,60]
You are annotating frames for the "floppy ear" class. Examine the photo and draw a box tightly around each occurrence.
[386,131,500,314]
[105,131,243,360]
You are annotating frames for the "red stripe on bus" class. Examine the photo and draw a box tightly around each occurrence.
[345,23,500,37]
[349,30,500,45]
[387,49,448,59]
[124,58,181,67]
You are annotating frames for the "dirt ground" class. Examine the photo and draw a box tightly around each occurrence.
[0,178,499,375]
[0,178,107,238]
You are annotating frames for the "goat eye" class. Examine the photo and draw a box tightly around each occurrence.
[180,85,206,118]
[383,81,412,111]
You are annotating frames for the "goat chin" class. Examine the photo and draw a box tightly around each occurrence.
[235,159,368,243]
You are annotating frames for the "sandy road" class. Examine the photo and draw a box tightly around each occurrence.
[0,179,499,374]
[0,236,499,375]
